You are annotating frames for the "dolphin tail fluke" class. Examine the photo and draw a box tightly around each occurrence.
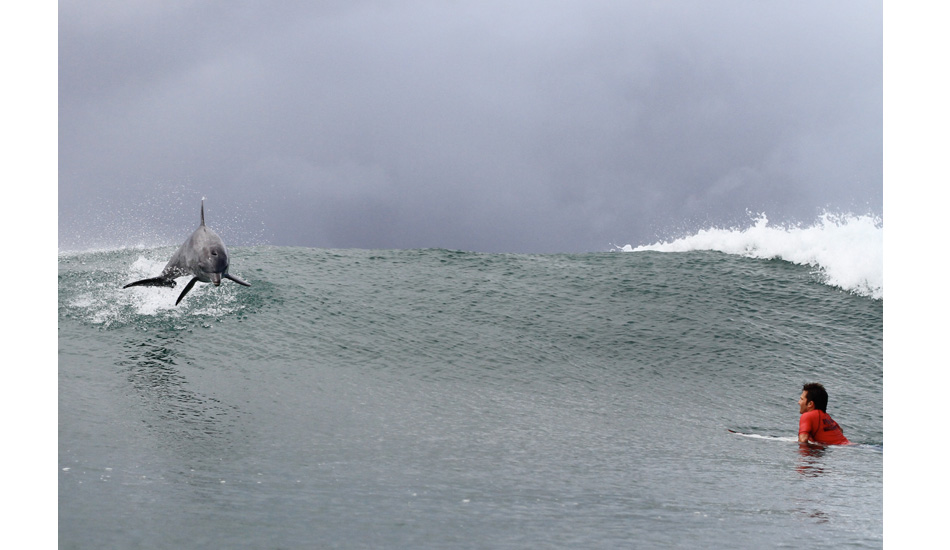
[176,277,200,305]
[123,277,177,289]
[224,273,252,287]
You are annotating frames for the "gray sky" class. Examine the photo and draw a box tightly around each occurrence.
[58,0,882,253]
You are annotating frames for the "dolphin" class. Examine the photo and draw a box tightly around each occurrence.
[123,200,251,305]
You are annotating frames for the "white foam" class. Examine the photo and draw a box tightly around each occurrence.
[620,213,883,300]
[118,255,181,315]
[129,255,167,276]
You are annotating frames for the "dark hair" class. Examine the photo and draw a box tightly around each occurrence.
[802,383,829,412]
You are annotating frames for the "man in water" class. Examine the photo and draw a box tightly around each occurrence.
[798,382,850,445]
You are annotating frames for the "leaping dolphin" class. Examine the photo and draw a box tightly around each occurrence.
[123,200,251,305]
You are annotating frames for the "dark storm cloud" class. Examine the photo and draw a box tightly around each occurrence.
[59,0,882,252]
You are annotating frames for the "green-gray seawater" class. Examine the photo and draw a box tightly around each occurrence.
[59,246,883,548]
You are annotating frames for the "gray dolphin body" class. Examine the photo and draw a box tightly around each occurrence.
[123,201,251,305]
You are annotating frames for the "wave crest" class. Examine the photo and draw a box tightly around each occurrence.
[620,213,883,300]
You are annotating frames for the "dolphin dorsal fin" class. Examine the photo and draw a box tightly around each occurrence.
[200,199,205,226]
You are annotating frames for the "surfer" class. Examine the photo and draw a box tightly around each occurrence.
[798,383,850,445]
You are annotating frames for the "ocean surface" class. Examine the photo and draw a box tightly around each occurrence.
[59,215,883,549]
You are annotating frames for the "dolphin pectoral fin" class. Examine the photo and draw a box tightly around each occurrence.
[123,277,177,289]
[176,277,200,305]
[224,273,251,287]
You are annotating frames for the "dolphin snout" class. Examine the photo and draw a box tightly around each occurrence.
[211,273,222,286]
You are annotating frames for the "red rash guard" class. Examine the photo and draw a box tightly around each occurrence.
[799,409,850,445]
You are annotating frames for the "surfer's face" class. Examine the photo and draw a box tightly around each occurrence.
[798,391,814,414]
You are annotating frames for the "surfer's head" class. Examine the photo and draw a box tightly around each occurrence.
[801,382,829,412]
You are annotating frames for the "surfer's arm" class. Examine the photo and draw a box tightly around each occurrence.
[798,412,817,444]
